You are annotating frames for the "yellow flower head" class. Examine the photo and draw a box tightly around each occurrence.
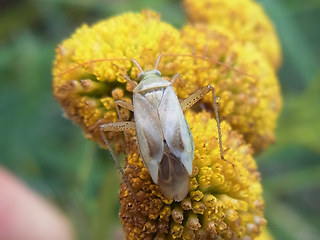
[50,7,281,239]
[53,10,282,153]
[257,228,274,240]
[52,10,193,151]
[179,24,282,153]
[183,0,282,69]
[119,111,265,239]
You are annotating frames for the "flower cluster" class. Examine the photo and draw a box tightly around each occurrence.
[179,23,282,152]
[257,228,274,240]
[53,9,281,154]
[183,0,282,69]
[119,111,265,239]
[52,0,282,239]
[53,10,193,151]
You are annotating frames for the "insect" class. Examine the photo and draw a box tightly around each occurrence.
[91,54,224,202]
[58,53,227,201]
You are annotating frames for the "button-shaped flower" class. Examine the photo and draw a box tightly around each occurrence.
[51,6,282,239]
[179,24,282,153]
[119,111,266,239]
[183,0,282,68]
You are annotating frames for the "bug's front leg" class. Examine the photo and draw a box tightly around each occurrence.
[115,99,134,115]
[88,100,133,131]
[114,99,134,153]
[180,85,225,160]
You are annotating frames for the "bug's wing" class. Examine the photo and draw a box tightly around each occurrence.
[158,150,190,202]
[133,93,164,184]
[158,86,194,176]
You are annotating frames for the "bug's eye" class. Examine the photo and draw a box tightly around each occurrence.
[138,72,145,80]
[155,70,161,76]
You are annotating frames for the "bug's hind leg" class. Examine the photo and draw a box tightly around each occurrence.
[208,86,225,161]
[180,85,225,160]
[99,122,138,201]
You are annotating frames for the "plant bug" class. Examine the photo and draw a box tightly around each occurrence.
[92,55,225,202]
[57,54,227,202]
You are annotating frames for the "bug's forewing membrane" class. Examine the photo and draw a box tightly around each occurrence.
[158,86,194,175]
[133,93,164,184]
[158,150,190,202]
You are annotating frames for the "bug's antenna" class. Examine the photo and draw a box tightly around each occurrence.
[161,53,257,80]
[131,58,144,74]
[154,54,163,70]
[57,57,144,77]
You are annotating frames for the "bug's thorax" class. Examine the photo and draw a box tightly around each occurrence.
[133,70,171,93]
[133,69,172,108]
[143,90,164,109]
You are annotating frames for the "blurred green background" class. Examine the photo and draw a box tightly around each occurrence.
[0,0,319,239]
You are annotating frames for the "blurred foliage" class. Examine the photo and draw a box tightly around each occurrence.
[0,0,319,239]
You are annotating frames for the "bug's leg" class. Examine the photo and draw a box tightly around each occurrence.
[180,86,211,111]
[170,73,181,85]
[114,100,134,154]
[115,99,134,112]
[181,85,225,160]
[208,86,225,161]
[99,122,138,201]
[113,74,136,153]
[89,100,133,132]
[124,75,138,89]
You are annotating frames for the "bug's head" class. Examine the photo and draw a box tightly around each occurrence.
[138,69,161,81]
[134,55,163,82]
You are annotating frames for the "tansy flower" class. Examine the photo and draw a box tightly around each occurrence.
[52,10,281,153]
[179,24,282,153]
[183,0,282,69]
[119,111,266,240]
[51,8,280,240]
[256,228,274,240]
[52,10,194,151]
